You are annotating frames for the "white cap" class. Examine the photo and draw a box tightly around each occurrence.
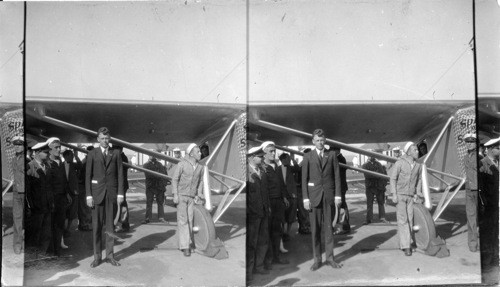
[463,133,476,142]
[392,147,400,151]
[46,137,60,146]
[260,141,275,150]
[403,141,414,154]
[186,143,197,155]
[247,146,265,156]
[173,147,180,152]
[12,136,24,144]
[32,142,48,151]
[484,137,500,147]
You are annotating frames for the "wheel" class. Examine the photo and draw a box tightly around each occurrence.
[192,204,217,251]
[413,203,436,250]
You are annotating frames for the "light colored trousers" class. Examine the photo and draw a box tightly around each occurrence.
[177,195,195,250]
[396,194,414,249]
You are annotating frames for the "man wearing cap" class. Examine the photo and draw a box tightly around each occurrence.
[26,142,53,257]
[172,143,205,257]
[246,146,271,282]
[86,127,124,267]
[260,141,290,268]
[302,129,342,271]
[46,137,72,257]
[463,133,481,252]
[478,136,499,270]
[11,136,28,254]
[142,150,169,224]
[390,142,423,256]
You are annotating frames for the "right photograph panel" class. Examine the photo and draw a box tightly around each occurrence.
[247,0,483,285]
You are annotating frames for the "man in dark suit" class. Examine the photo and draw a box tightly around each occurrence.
[86,127,124,267]
[62,149,80,241]
[278,153,300,241]
[302,129,342,271]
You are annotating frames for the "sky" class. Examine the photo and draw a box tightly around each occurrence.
[0,0,498,105]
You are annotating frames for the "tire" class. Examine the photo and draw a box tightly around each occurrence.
[413,203,436,250]
[193,204,217,251]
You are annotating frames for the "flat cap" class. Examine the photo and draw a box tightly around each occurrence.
[247,146,265,157]
[12,136,24,145]
[463,133,476,143]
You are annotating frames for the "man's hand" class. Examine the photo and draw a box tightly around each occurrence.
[87,197,94,208]
[117,196,123,206]
[303,200,312,211]
[173,194,179,205]
[334,197,342,206]
[391,193,398,204]
[284,197,289,208]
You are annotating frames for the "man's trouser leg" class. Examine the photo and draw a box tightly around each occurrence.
[255,215,269,271]
[269,198,284,261]
[247,216,264,275]
[121,190,130,229]
[156,189,165,220]
[310,204,323,264]
[145,187,154,220]
[396,195,413,249]
[177,195,194,250]
[77,184,92,229]
[376,190,386,219]
[366,188,375,222]
[297,190,310,231]
[465,189,478,251]
[340,190,350,231]
[33,212,52,254]
[12,192,24,251]
[50,195,66,255]
[323,200,334,263]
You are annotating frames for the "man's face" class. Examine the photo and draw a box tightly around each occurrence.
[264,146,276,162]
[37,150,48,161]
[49,142,61,157]
[394,151,400,157]
[174,151,181,159]
[201,147,209,157]
[408,145,419,160]
[191,147,201,161]
[312,134,325,151]
[251,155,263,166]
[488,145,500,159]
[14,142,24,154]
[97,133,110,149]
[63,153,74,163]
[280,156,291,166]
[466,141,476,151]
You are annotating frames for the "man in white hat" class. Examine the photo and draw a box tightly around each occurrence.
[246,146,270,283]
[11,136,27,254]
[463,133,480,252]
[171,143,205,256]
[478,136,499,269]
[26,141,53,257]
[390,142,423,256]
[260,141,290,268]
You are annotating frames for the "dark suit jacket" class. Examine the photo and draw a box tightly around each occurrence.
[278,165,298,198]
[85,147,124,205]
[47,159,70,197]
[301,149,341,207]
[247,164,270,218]
[479,156,499,207]
[26,160,54,214]
[65,162,80,195]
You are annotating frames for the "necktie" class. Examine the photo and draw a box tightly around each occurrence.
[320,151,323,160]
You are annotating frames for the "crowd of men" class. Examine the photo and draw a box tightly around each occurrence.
[9,127,208,266]
[247,128,500,283]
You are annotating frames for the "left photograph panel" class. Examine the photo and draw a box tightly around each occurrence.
[1,2,247,286]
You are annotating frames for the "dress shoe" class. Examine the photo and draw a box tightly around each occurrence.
[183,249,191,257]
[158,218,167,223]
[142,219,150,224]
[404,248,412,256]
[272,258,289,264]
[105,258,121,266]
[90,259,101,268]
[379,218,389,224]
[324,261,342,268]
[310,262,321,271]
[253,268,270,275]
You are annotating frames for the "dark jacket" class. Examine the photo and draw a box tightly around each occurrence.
[277,165,298,198]
[26,160,54,214]
[85,147,124,205]
[47,159,71,197]
[479,156,499,207]
[262,163,288,200]
[247,164,270,218]
[64,162,80,195]
[301,149,341,207]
